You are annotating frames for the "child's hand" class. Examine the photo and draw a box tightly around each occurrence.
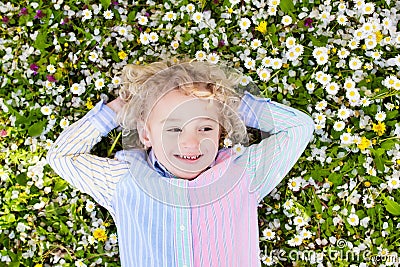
[107,97,126,114]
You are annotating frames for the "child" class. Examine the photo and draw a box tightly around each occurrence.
[47,60,314,267]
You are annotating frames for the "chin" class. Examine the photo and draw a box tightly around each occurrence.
[174,171,201,180]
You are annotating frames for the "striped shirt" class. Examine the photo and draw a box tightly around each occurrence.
[46,92,314,267]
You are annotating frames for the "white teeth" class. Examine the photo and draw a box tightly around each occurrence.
[179,155,200,160]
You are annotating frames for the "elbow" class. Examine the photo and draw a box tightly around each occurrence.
[298,113,315,142]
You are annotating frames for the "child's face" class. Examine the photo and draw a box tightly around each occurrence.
[142,88,221,179]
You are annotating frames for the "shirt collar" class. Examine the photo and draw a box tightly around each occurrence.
[147,149,175,178]
[147,149,218,179]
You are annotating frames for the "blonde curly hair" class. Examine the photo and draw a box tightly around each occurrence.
[117,60,254,149]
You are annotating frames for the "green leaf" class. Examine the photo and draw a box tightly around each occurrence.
[380,140,395,150]
[279,0,295,13]
[1,213,16,224]
[54,178,69,192]
[313,195,322,213]
[268,24,276,34]
[127,10,137,23]
[374,156,384,172]
[16,173,27,186]
[383,197,400,216]
[28,120,47,137]
[101,0,111,10]
[328,172,342,186]
[386,110,398,120]
[34,31,51,53]
[308,35,328,47]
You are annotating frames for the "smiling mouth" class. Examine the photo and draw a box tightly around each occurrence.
[174,154,203,161]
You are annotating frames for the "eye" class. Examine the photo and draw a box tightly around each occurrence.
[167,128,182,132]
[199,126,214,132]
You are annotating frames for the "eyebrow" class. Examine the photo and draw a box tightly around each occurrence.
[160,117,218,124]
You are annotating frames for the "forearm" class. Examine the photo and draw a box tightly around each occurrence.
[48,101,118,158]
[46,101,127,210]
[239,92,314,135]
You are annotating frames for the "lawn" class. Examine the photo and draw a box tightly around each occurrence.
[0,0,399,266]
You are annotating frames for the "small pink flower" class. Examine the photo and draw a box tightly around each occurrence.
[0,129,7,137]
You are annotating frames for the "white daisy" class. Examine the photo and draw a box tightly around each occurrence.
[207,53,220,64]
[283,199,294,210]
[88,51,98,62]
[40,105,52,115]
[347,213,359,226]
[238,17,251,31]
[85,200,95,212]
[186,3,195,13]
[257,68,271,82]
[149,32,159,43]
[267,5,277,16]
[288,177,302,191]
[293,44,304,56]
[285,36,296,48]
[95,78,105,90]
[387,177,400,189]
[306,81,315,93]
[288,235,303,246]
[195,51,207,61]
[71,83,85,96]
[60,118,69,129]
[315,100,327,111]
[349,57,362,70]
[233,143,244,155]
[337,107,351,120]
[250,39,261,49]
[244,57,256,70]
[348,39,359,50]
[192,12,203,23]
[337,14,348,26]
[137,15,148,26]
[325,82,340,95]
[300,229,312,239]
[46,65,56,74]
[365,38,377,50]
[262,228,276,240]
[382,75,397,89]
[118,26,128,36]
[268,0,280,6]
[362,2,375,15]
[171,40,179,50]
[286,49,299,61]
[346,88,360,100]
[103,10,114,20]
[261,57,272,68]
[163,11,177,21]
[112,76,121,86]
[375,111,386,122]
[353,29,365,40]
[340,133,353,145]
[333,121,346,131]
[82,9,92,22]
[270,58,282,70]
[281,15,292,26]
[337,47,350,59]
[343,78,355,90]
[314,112,326,124]
[139,32,150,45]
[239,75,252,86]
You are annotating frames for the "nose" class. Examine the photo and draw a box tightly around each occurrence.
[179,130,200,149]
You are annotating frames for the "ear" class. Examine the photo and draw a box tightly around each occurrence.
[137,120,152,148]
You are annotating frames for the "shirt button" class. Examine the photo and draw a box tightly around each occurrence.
[180,225,185,231]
